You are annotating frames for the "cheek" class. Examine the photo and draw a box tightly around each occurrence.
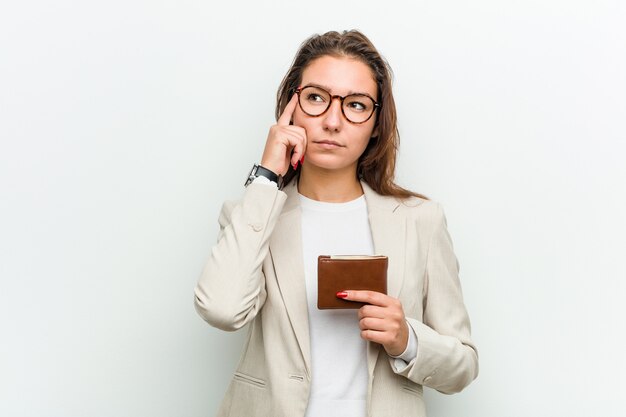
[357,136,372,154]
[359,126,374,154]
[351,130,373,157]
[358,123,376,145]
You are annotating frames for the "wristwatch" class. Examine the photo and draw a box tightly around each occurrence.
[244,164,283,188]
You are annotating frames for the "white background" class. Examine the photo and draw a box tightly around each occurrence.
[1,1,625,416]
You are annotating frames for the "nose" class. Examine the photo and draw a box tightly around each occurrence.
[322,97,343,131]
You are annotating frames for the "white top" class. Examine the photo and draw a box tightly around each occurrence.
[300,193,373,417]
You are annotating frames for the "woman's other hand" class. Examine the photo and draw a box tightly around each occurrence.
[260,93,307,176]
[339,290,409,357]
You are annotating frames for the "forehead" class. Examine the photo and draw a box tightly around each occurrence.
[301,55,377,97]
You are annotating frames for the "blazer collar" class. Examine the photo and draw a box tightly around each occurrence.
[269,179,407,378]
[360,181,408,378]
[268,180,310,373]
[280,178,403,213]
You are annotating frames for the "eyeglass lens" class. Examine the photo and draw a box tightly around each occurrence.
[298,86,376,124]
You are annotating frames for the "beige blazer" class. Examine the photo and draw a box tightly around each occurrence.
[195,179,478,417]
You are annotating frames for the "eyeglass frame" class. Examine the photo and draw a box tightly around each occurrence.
[294,85,381,124]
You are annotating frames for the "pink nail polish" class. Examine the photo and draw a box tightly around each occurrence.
[336,291,348,299]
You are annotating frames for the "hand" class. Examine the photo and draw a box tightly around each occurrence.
[340,290,409,357]
[260,93,307,176]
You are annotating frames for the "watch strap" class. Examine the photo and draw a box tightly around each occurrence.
[245,164,282,188]
[255,165,278,183]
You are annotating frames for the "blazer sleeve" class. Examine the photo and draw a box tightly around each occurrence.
[194,183,287,331]
[391,203,479,394]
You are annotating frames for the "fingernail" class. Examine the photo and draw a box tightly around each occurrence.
[336,291,348,299]
[300,155,305,164]
[292,162,297,170]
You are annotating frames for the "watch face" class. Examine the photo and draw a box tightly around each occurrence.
[244,164,259,187]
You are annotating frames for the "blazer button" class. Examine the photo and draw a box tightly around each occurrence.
[423,370,436,384]
[250,223,263,232]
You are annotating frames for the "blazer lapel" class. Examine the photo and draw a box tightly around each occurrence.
[361,181,407,377]
[269,181,311,375]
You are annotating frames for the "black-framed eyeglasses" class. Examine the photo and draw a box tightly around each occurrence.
[295,85,380,124]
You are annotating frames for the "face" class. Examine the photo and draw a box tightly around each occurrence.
[293,55,378,173]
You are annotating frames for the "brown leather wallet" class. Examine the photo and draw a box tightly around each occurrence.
[317,255,388,309]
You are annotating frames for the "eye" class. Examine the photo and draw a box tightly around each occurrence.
[345,98,370,112]
[306,93,326,103]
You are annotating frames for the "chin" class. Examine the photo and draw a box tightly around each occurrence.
[305,154,357,172]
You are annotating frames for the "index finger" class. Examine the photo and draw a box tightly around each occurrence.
[340,290,391,307]
[277,92,299,126]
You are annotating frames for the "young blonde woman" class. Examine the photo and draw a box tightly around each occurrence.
[194,30,478,417]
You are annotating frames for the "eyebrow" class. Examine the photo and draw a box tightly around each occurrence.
[304,82,376,98]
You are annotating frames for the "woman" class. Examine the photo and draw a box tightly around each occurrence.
[194,30,478,417]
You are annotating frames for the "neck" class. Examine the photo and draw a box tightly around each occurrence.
[297,163,363,203]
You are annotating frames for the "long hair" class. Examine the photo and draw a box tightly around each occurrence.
[275,30,427,200]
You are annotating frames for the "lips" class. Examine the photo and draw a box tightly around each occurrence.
[313,140,344,147]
